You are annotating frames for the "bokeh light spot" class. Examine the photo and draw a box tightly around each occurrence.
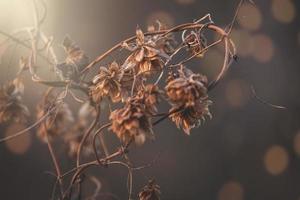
[201,49,224,79]
[237,3,262,31]
[271,0,295,24]
[264,145,289,175]
[218,181,244,200]
[225,79,250,108]
[252,34,274,63]
[5,123,31,155]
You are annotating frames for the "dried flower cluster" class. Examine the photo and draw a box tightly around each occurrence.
[166,66,212,134]
[0,3,236,198]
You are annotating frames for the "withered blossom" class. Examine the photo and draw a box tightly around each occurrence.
[138,179,161,200]
[36,92,73,142]
[136,84,163,115]
[170,99,212,135]
[91,62,123,103]
[109,97,154,145]
[166,66,208,107]
[166,66,212,134]
[0,79,29,124]
[57,35,89,81]
[90,62,139,103]
[123,28,165,76]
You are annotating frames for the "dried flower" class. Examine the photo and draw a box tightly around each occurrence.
[36,92,73,142]
[136,84,163,115]
[166,66,212,134]
[57,35,89,81]
[123,28,165,76]
[91,62,124,103]
[91,61,140,103]
[138,179,161,200]
[0,79,29,123]
[166,66,208,107]
[170,99,212,135]
[109,98,154,145]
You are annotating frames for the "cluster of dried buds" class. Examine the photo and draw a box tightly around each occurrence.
[0,12,234,199]
[90,24,214,145]
[166,66,212,134]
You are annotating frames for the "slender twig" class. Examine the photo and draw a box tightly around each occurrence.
[43,121,64,198]
[0,105,58,143]
[80,23,229,75]
[76,107,100,166]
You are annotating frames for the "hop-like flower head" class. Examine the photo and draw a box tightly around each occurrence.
[166,66,212,134]
[136,84,163,115]
[91,62,124,103]
[109,97,154,145]
[123,28,165,76]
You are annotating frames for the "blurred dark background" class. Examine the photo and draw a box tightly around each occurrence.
[0,0,300,199]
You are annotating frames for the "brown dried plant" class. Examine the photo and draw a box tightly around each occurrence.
[0,0,252,199]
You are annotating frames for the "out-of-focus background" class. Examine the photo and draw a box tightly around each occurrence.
[0,0,300,199]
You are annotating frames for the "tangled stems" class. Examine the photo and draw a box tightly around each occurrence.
[80,23,233,81]
[0,3,238,198]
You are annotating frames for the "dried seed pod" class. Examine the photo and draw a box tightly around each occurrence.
[136,84,163,115]
[165,66,208,107]
[91,61,141,103]
[138,179,161,200]
[109,98,154,145]
[170,99,212,135]
[166,66,212,134]
[57,35,89,81]
[0,79,29,124]
[91,61,123,103]
[123,27,165,76]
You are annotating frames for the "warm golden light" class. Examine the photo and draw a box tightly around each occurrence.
[271,0,296,24]
[5,123,31,155]
[218,181,244,200]
[237,3,262,31]
[0,0,32,30]
[264,145,289,175]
